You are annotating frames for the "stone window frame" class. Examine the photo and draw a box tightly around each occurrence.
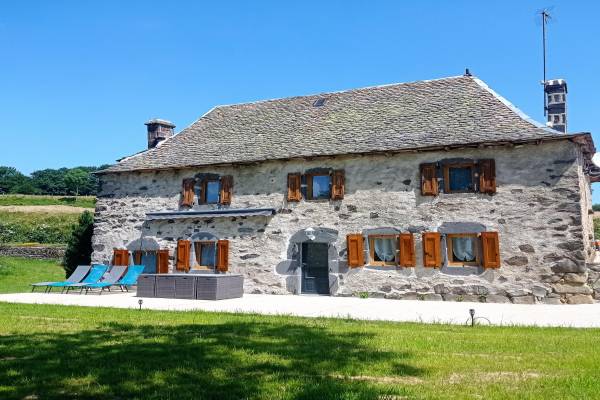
[445,233,481,267]
[192,240,217,270]
[442,162,477,194]
[305,172,332,201]
[367,234,398,267]
[199,179,221,205]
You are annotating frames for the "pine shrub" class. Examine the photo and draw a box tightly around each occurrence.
[62,211,94,277]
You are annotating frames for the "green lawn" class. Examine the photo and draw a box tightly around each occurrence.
[0,258,599,399]
[0,256,64,293]
[0,194,96,208]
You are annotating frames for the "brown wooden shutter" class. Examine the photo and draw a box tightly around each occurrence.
[331,170,345,200]
[133,250,142,265]
[157,250,170,273]
[481,232,501,268]
[181,178,195,207]
[420,163,438,196]
[113,249,129,266]
[398,233,416,267]
[176,240,190,271]
[287,173,302,202]
[216,240,229,272]
[346,234,364,267]
[422,232,441,268]
[220,175,233,205]
[479,159,496,194]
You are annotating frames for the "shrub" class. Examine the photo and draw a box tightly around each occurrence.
[0,212,78,244]
[63,211,94,277]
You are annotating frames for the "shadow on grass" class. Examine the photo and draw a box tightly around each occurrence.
[0,318,424,399]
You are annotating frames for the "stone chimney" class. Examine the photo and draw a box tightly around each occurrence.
[145,119,175,149]
[544,79,567,133]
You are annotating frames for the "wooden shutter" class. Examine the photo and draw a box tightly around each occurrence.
[113,249,129,266]
[133,250,142,265]
[220,175,233,205]
[157,250,170,273]
[287,173,302,202]
[331,170,345,200]
[346,234,364,267]
[420,163,438,196]
[481,232,501,268]
[479,159,496,194]
[216,240,229,272]
[181,178,195,207]
[398,233,416,267]
[422,232,441,268]
[176,240,190,271]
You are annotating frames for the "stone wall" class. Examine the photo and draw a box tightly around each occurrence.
[0,245,65,259]
[92,139,595,304]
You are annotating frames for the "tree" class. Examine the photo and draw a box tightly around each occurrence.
[63,168,89,196]
[593,204,600,212]
[30,168,68,195]
[0,166,30,194]
[63,211,94,277]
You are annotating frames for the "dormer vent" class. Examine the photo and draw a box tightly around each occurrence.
[313,98,327,107]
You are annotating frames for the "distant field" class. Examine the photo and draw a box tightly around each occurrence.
[0,211,80,245]
[0,195,95,208]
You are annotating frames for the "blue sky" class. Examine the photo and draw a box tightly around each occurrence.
[1,1,599,200]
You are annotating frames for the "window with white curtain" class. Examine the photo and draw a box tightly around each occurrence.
[446,234,479,266]
[368,235,397,266]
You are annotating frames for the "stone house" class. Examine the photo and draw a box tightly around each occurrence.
[93,74,599,304]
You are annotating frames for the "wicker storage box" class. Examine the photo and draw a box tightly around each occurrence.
[174,275,197,299]
[137,274,156,297]
[196,274,243,300]
[155,275,176,298]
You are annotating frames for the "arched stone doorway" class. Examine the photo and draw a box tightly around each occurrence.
[288,227,339,295]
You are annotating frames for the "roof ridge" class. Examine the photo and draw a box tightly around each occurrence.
[212,75,468,109]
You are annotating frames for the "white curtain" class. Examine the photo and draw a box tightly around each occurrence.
[374,238,396,262]
[452,237,475,261]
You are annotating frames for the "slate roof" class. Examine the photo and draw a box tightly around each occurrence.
[100,75,567,174]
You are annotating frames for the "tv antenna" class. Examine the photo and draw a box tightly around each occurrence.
[537,7,554,116]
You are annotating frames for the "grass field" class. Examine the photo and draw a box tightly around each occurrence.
[0,303,599,400]
[0,194,95,208]
[0,257,600,399]
[0,211,80,245]
[0,256,64,293]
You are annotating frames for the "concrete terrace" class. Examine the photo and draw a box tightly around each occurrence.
[1,292,600,328]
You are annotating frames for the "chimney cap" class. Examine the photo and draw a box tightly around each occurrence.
[145,118,176,128]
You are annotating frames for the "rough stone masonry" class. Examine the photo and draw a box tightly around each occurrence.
[92,139,598,305]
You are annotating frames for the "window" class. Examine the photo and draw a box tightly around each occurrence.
[193,241,216,269]
[204,180,220,204]
[444,163,475,193]
[308,174,331,200]
[368,235,397,266]
[446,234,479,267]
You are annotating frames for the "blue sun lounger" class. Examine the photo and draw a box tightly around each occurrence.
[31,265,91,293]
[46,264,108,293]
[84,265,145,294]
